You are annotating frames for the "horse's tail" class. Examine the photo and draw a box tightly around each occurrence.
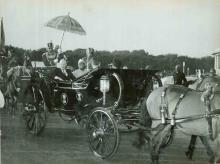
[139,96,152,128]
[133,97,152,149]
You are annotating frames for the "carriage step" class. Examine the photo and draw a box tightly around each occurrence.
[57,108,74,112]
[117,110,140,114]
[122,118,139,121]
[121,113,140,117]
[118,109,140,112]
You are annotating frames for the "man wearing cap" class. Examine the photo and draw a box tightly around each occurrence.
[53,59,75,81]
[72,59,88,78]
[109,58,122,69]
[173,64,188,87]
[42,42,57,66]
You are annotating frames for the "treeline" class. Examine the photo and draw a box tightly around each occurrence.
[3,45,214,74]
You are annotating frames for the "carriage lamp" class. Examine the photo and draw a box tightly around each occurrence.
[61,93,68,105]
[100,75,110,106]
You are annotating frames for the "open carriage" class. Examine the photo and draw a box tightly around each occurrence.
[21,67,162,158]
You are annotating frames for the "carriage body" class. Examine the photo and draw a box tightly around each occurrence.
[22,67,160,128]
[53,68,160,116]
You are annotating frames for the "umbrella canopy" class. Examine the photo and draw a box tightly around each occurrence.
[45,14,86,35]
[45,13,86,48]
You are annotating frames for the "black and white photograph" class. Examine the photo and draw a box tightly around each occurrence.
[0,0,220,163]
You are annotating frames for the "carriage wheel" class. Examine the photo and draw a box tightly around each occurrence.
[87,107,119,159]
[23,91,47,135]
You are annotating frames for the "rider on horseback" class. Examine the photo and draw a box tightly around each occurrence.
[173,64,188,87]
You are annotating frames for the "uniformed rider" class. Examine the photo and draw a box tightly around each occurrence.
[173,64,188,87]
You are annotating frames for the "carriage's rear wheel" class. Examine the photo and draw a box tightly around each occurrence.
[23,90,47,135]
[87,107,119,159]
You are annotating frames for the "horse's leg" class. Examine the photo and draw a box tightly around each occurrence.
[185,135,197,159]
[11,97,15,118]
[149,124,173,164]
[215,136,220,164]
[133,98,152,149]
[7,97,12,115]
[215,117,220,164]
[4,97,8,111]
[199,136,215,163]
[12,96,17,118]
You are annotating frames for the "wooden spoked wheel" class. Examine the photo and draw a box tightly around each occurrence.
[87,107,119,159]
[23,89,47,135]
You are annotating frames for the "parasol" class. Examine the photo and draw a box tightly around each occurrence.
[45,13,86,49]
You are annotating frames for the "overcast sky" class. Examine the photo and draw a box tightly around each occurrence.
[0,0,220,57]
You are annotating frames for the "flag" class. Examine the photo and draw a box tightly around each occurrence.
[0,17,5,50]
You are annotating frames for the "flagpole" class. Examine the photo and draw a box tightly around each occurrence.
[0,17,6,50]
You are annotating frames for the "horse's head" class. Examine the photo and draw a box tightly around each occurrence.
[6,66,22,93]
[13,66,23,88]
[195,76,220,92]
[201,82,220,103]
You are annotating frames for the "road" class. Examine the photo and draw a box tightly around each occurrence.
[1,107,214,164]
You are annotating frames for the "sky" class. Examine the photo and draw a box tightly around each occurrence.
[0,0,220,57]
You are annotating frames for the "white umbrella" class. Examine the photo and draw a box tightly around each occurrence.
[45,13,86,49]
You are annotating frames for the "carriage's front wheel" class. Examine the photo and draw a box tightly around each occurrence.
[23,91,47,135]
[86,107,119,159]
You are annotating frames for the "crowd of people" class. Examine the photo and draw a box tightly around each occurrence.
[1,41,216,84]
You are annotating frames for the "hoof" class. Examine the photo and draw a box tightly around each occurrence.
[209,156,214,163]
[132,141,143,150]
[215,156,220,164]
[185,151,193,160]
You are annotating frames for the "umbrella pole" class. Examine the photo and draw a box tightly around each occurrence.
[60,31,65,50]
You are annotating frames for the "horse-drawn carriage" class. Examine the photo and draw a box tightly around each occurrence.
[3,64,220,163]
[21,66,162,158]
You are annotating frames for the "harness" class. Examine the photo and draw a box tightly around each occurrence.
[170,89,188,126]
[159,86,188,125]
[159,85,219,140]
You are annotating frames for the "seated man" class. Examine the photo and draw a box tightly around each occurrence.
[72,59,88,78]
[109,58,122,69]
[53,59,76,81]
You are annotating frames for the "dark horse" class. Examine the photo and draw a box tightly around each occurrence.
[138,82,220,164]
[4,66,22,116]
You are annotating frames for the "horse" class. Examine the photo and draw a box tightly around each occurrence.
[184,75,220,159]
[4,66,22,116]
[160,75,220,158]
[140,79,220,164]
